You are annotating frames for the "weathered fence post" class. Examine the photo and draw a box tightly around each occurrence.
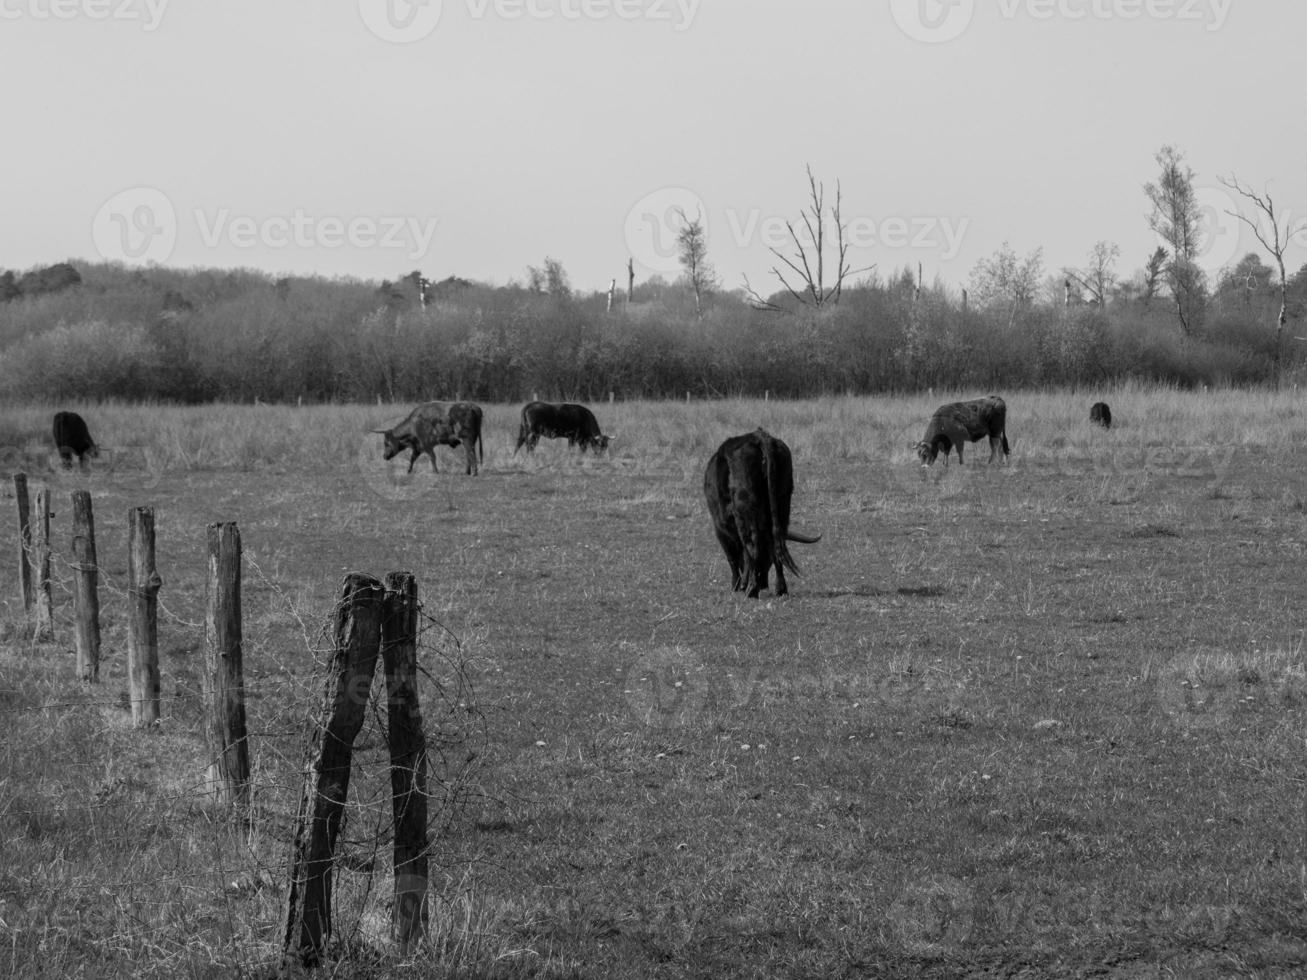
[284,573,385,969]
[127,506,162,727]
[32,488,54,641]
[382,571,428,955]
[204,522,249,806]
[70,490,101,682]
[13,474,33,615]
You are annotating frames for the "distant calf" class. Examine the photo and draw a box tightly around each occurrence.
[374,401,484,475]
[515,401,611,454]
[52,411,98,468]
[703,429,821,598]
[1090,402,1112,429]
[915,395,1010,467]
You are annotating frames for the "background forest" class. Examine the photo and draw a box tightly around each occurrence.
[2,249,1303,405]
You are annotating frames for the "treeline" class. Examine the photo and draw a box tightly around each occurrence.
[0,259,1301,404]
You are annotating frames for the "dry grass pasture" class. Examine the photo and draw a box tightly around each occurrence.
[1,387,1306,978]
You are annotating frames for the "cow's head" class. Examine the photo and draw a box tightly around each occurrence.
[374,428,404,461]
[594,433,612,452]
[913,440,934,466]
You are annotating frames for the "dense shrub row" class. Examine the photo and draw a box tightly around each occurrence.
[0,261,1300,404]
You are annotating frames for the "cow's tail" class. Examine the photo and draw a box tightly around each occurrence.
[761,432,801,577]
[514,411,528,454]
[1001,432,1010,456]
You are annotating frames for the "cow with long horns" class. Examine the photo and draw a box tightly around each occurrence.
[374,401,483,476]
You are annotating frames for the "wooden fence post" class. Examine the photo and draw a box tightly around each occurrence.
[13,474,33,615]
[284,573,385,969]
[32,488,54,641]
[127,506,162,727]
[70,491,101,682]
[382,571,428,955]
[204,522,249,806]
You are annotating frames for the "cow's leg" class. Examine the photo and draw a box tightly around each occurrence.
[427,448,439,473]
[956,443,965,465]
[731,491,764,598]
[407,448,420,473]
[714,529,745,591]
[463,431,477,475]
[772,558,788,597]
[988,436,999,463]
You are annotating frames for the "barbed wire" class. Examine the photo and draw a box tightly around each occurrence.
[2,528,490,970]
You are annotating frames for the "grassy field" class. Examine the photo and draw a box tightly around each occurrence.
[1,387,1306,978]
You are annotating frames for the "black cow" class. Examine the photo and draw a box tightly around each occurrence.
[915,395,1010,467]
[703,429,821,599]
[374,401,483,475]
[53,411,98,468]
[514,401,611,454]
[1090,401,1112,429]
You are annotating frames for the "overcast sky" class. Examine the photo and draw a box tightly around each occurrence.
[3,0,1305,295]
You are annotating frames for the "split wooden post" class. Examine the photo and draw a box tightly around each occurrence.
[32,488,54,641]
[127,506,162,727]
[204,522,249,806]
[284,573,385,969]
[70,490,101,682]
[13,474,33,615]
[382,571,428,955]
[13,473,33,614]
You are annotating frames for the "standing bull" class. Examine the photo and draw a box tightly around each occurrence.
[374,401,483,475]
[703,428,821,598]
[53,411,98,468]
[915,395,1010,467]
[514,401,611,454]
[1090,401,1112,429]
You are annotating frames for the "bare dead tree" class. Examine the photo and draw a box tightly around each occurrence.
[742,165,875,310]
[1220,174,1296,387]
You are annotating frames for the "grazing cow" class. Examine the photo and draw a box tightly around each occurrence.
[52,411,98,468]
[514,401,611,454]
[374,401,483,475]
[703,429,821,598]
[1090,401,1112,429]
[915,395,1010,467]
